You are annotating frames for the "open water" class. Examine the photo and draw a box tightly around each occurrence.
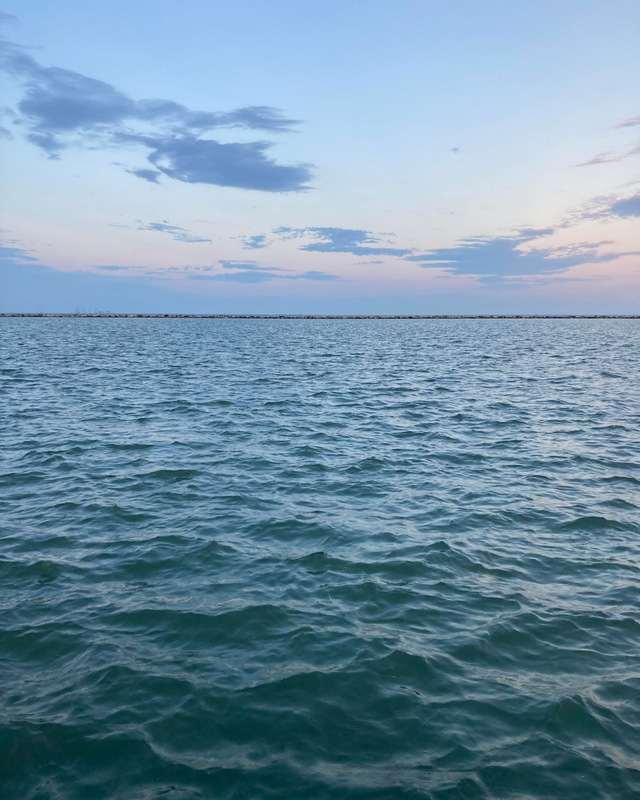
[1,318,639,799]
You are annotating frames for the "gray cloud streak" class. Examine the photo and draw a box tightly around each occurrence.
[408,226,638,280]
[274,226,412,257]
[137,221,211,243]
[241,234,269,249]
[0,39,313,192]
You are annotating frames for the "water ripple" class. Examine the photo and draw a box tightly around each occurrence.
[1,318,640,799]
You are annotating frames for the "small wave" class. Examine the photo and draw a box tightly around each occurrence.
[558,515,638,533]
[139,468,200,482]
[3,317,640,799]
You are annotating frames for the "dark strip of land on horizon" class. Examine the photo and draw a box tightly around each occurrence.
[2,314,639,320]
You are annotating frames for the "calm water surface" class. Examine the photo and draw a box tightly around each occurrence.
[1,319,639,799]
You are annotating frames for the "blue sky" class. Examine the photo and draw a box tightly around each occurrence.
[1,0,639,313]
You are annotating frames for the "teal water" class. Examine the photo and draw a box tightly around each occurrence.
[1,318,639,800]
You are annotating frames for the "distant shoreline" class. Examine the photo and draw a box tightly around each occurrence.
[1,314,639,320]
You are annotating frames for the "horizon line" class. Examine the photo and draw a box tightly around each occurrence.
[2,314,639,320]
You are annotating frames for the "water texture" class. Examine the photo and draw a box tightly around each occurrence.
[1,318,639,800]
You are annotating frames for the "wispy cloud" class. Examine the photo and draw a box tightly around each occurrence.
[615,115,640,129]
[92,264,146,271]
[574,151,621,167]
[137,221,211,243]
[274,226,411,257]
[0,39,313,192]
[574,113,640,166]
[0,242,39,262]
[405,227,638,280]
[125,168,161,183]
[192,266,339,283]
[608,194,640,218]
[574,145,639,167]
[241,234,269,249]
[296,270,339,281]
[191,259,339,282]
[86,259,338,283]
[219,260,271,271]
[190,270,279,284]
[565,191,640,224]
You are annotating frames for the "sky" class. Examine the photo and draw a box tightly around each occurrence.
[1,0,639,314]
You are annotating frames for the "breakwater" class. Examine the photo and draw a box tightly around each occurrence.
[2,313,639,319]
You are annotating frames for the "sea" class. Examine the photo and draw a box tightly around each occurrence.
[1,318,639,799]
